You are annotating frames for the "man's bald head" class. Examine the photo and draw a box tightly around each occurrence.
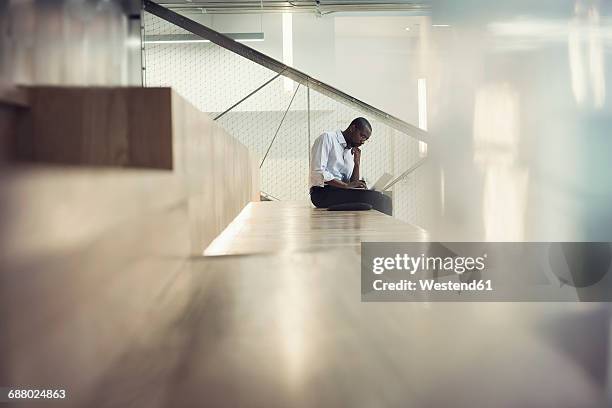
[349,117,372,132]
[344,117,372,148]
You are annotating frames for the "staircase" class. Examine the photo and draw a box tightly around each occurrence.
[142,0,429,226]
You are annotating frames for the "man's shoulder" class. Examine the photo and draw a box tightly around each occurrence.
[317,130,338,142]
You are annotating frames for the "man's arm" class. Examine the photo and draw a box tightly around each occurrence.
[350,147,361,183]
[310,134,336,185]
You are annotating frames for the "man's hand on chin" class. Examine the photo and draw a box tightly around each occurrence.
[351,147,361,163]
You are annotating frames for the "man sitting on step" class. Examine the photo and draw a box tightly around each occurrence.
[309,117,392,216]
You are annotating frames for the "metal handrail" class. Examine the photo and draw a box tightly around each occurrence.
[383,157,426,191]
[157,1,431,15]
[143,0,428,143]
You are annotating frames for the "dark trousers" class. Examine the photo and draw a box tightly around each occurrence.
[310,186,393,216]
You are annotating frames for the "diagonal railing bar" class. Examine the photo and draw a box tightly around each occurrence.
[143,0,428,143]
[259,83,301,169]
[157,2,431,15]
[383,157,427,191]
[214,71,284,121]
[260,191,281,201]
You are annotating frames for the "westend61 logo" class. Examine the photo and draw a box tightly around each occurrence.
[361,242,612,302]
[372,253,487,275]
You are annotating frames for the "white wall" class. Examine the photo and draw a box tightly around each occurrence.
[185,12,427,124]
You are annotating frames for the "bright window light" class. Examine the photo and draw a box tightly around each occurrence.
[418,78,428,157]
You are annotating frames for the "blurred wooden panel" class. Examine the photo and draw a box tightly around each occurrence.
[0,82,261,402]
[0,86,28,106]
[18,87,173,168]
[0,165,193,405]
[170,90,260,253]
[14,87,263,196]
[0,87,29,163]
[8,87,259,254]
[0,107,19,162]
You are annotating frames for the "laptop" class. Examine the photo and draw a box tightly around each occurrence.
[369,172,393,191]
[347,172,393,191]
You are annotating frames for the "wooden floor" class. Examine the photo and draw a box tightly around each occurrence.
[204,201,429,256]
[1,196,610,407]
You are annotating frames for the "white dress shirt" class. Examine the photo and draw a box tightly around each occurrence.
[310,130,355,188]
